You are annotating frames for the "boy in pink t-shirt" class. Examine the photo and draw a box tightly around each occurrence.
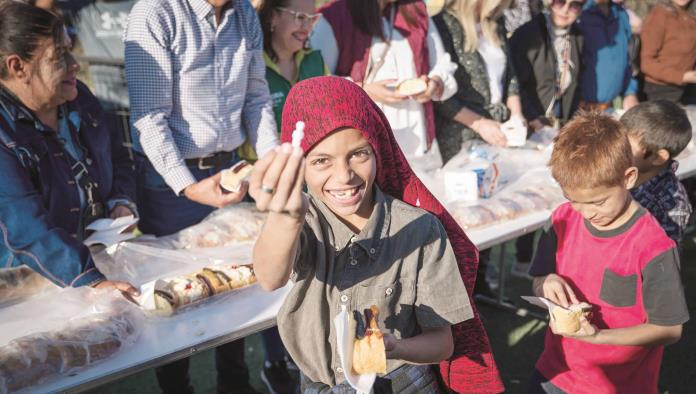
[528,112,689,394]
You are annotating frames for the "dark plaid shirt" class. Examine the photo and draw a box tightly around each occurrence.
[631,161,692,243]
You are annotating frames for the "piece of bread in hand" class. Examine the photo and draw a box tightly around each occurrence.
[220,161,254,192]
[352,305,387,375]
[551,302,592,335]
[396,78,427,96]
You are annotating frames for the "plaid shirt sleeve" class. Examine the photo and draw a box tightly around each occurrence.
[242,5,279,159]
[125,3,197,195]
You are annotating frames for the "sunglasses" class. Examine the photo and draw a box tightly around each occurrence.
[551,0,585,13]
[276,7,321,28]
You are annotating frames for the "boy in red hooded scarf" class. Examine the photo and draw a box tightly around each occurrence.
[251,76,503,393]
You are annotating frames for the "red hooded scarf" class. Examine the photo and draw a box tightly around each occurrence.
[280,76,504,393]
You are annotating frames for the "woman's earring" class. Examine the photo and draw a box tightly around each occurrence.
[271,25,276,32]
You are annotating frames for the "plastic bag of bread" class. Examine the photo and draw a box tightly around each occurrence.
[0,286,142,394]
[137,264,258,316]
[0,265,59,307]
[450,204,497,230]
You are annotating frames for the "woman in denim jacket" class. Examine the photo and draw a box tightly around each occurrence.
[0,2,137,295]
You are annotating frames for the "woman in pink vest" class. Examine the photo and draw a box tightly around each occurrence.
[310,0,457,171]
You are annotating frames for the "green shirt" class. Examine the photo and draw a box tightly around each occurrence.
[238,49,327,161]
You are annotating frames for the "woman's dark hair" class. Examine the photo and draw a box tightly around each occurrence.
[258,0,291,62]
[0,1,65,79]
[348,0,417,41]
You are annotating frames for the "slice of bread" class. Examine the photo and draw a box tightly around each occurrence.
[220,161,254,192]
[352,305,387,375]
[551,302,592,335]
[396,78,427,96]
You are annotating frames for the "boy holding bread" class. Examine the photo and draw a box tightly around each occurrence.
[528,112,689,393]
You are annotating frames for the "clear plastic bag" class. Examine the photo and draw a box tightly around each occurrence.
[0,287,143,394]
[0,266,60,308]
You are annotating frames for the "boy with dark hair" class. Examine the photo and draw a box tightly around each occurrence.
[620,100,693,243]
[528,112,689,394]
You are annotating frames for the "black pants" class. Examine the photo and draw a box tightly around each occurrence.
[526,369,567,394]
[644,81,696,105]
[516,232,536,263]
[155,338,248,394]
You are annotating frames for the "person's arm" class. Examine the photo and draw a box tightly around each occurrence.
[567,321,682,346]
[509,27,546,128]
[309,18,339,74]
[425,18,457,102]
[388,216,473,364]
[0,145,103,287]
[243,4,279,159]
[251,144,307,291]
[640,7,687,86]
[564,248,689,346]
[385,326,454,364]
[529,219,582,308]
[124,4,196,196]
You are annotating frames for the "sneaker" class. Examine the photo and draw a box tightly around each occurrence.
[261,360,298,394]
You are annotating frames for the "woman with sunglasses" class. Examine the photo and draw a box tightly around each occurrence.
[509,0,584,130]
[431,0,525,164]
[310,0,458,170]
[239,0,327,164]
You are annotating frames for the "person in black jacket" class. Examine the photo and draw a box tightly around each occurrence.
[510,0,584,131]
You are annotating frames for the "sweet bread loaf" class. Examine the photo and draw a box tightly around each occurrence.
[551,302,592,335]
[352,305,387,375]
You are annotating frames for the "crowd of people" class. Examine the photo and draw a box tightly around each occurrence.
[0,0,694,393]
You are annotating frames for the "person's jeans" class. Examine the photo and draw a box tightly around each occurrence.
[135,154,251,392]
[261,326,286,362]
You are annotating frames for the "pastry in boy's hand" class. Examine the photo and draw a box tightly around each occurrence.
[220,161,254,193]
[352,305,387,375]
[551,302,592,335]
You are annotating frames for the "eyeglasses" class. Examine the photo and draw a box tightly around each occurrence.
[275,7,321,28]
[551,0,585,13]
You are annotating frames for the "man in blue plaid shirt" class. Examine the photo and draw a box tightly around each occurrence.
[125,0,278,393]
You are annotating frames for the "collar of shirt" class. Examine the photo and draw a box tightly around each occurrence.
[188,0,234,23]
[637,160,680,194]
[310,186,390,260]
[263,48,313,84]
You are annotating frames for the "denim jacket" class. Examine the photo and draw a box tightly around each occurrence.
[0,81,136,287]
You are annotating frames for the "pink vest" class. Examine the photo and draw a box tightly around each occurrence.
[320,0,436,148]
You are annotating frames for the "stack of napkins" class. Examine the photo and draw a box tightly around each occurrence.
[84,215,138,247]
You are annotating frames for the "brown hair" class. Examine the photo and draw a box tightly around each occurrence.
[549,111,633,190]
[348,0,418,41]
[620,100,692,159]
[0,1,65,79]
[257,0,291,62]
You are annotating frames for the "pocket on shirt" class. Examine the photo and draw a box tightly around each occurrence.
[355,279,416,331]
[599,268,637,307]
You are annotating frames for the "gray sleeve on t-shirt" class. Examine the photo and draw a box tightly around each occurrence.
[642,248,690,326]
[529,219,557,277]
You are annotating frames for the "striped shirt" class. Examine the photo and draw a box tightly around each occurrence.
[125,0,278,194]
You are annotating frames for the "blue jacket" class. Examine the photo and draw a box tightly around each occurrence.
[0,81,136,287]
[578,0,638,103]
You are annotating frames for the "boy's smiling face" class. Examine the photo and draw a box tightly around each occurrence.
[305,128,377,231]
[563,167,639,230]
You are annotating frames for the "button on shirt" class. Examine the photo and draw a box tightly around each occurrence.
[277,187,473,386]
[125,0,279,194]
